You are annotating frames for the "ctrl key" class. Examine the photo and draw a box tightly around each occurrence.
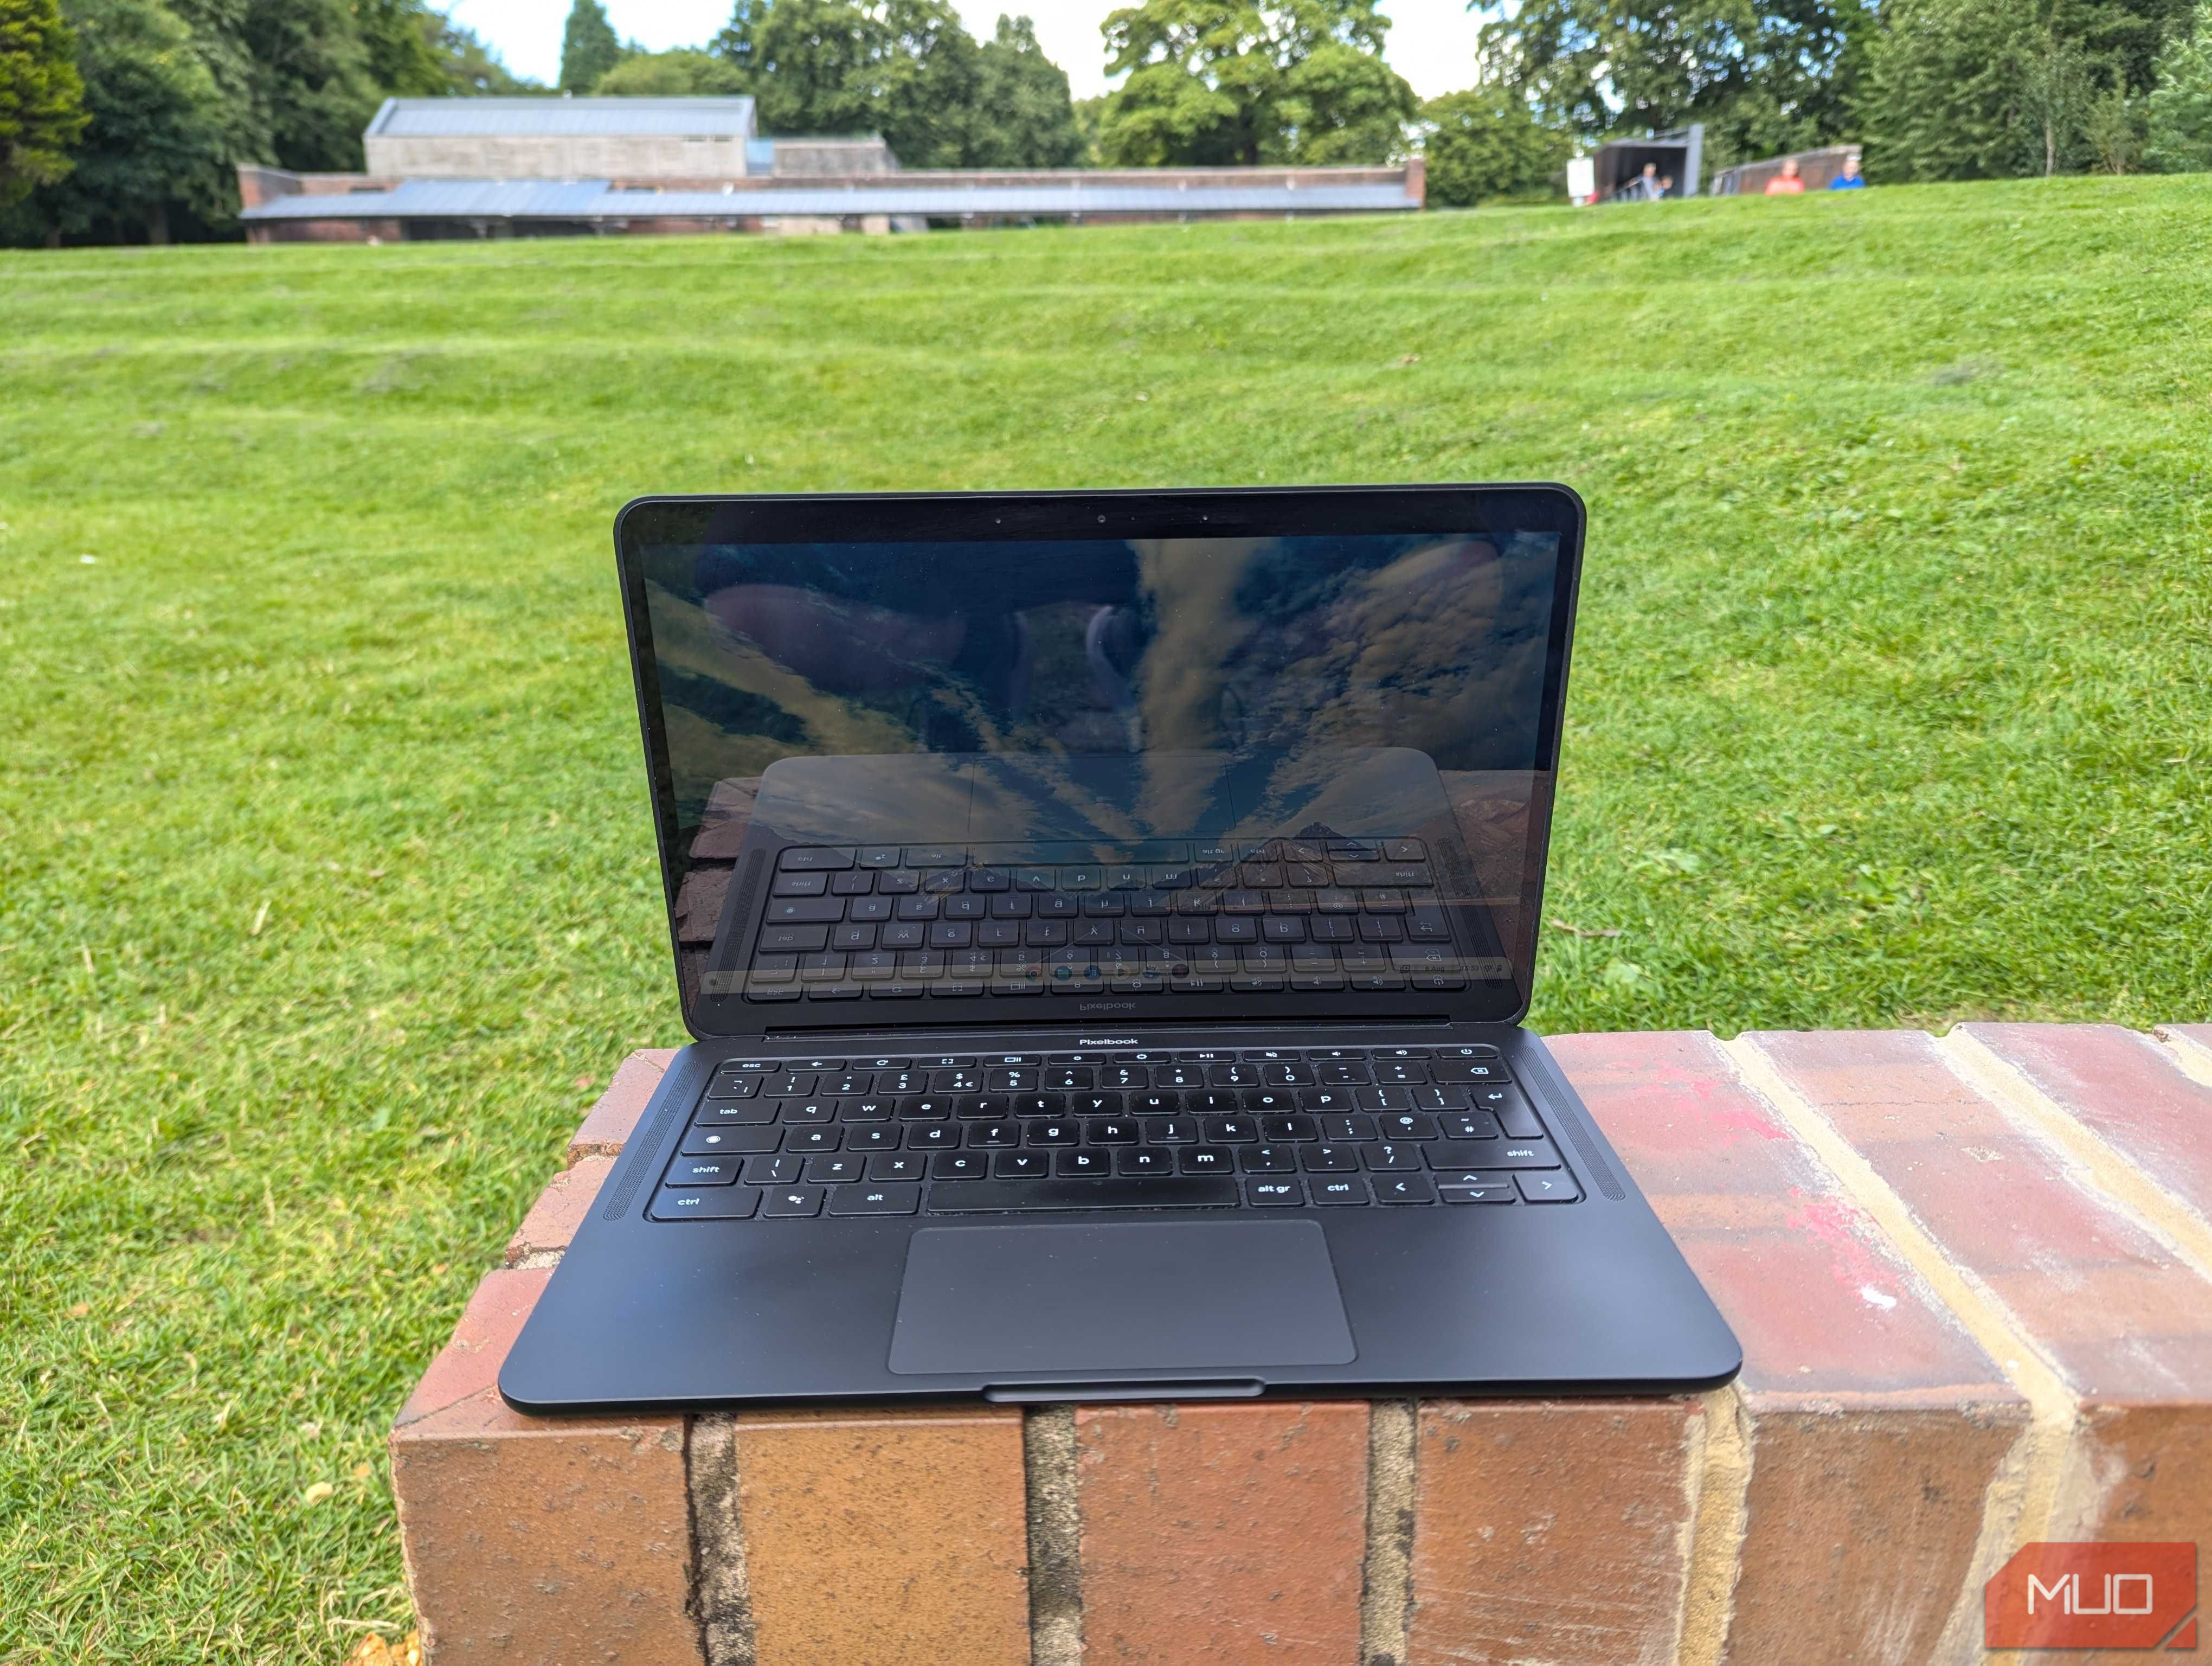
[651,1188,761,1221]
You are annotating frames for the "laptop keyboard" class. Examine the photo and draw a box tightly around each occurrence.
[649,1043,1581,1221]
[736,840,1476,1004]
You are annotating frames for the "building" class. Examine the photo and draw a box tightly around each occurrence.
[1708,144,1862,194]
[238,97,1424,242]
[1566,126,1705,204]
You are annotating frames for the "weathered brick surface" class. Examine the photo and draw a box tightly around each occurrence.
[1554,1030,2027,1666]
[1408,1398,1703,1666]
[1751,1027,2212,1555]
[1964,1022,2212,1219]
[392,1268,696,1666]
[391,1024,2212,1666]
[1073,1400,1370,1665]
[505,1155,615,1265]
[728,1407,1031,1666]
[567,1047,676,1164]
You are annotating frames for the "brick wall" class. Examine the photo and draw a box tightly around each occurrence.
[393,1024,2212,1665]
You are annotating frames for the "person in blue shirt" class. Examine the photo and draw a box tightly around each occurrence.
[1830,155,1867,189]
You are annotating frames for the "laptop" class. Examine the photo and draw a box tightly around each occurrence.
[499,486,1741,1408]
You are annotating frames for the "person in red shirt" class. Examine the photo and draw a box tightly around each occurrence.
[1765,157,1806,195]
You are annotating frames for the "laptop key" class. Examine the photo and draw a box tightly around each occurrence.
[762,1186,824,1218]
[742,1153,804,1185]
[1244,1178,1303,1206]
[931,1151,988,1180]
[805,1154,866,1183]
[1517,1172,1583,1204]
[665,1157,741,1187]
[868,1153,925,1182]
[681,1125,779,1156]
[778,847,854,871]
[828,1183,922,1216]
[928,1177,1239,1212]
[652,1188,760,1220]
[1375,1174,1438,1204]
[1308,1177,1368,1206]
[1439,1181,1517,1204]
[694,1099,775,1127]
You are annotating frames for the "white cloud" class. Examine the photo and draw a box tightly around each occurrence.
[446,0,1484,103]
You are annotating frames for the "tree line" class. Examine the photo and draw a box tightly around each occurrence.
[5,0,2211,246]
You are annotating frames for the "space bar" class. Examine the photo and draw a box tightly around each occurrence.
[930,1177,1239,1212]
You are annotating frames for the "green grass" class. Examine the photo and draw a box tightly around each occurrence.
[3,176,2210,1659]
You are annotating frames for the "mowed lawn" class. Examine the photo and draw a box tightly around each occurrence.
[4,176,2210,1658]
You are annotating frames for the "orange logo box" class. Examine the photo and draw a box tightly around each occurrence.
[1985,1542,2196,1650]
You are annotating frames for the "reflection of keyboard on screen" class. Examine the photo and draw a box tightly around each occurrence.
[738,838,1471,1004]
[650,1041,1582,1220]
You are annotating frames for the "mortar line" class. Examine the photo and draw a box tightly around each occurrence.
[1022,1406,1083,1666]
[2152,1024,2212,1091]
[1937,1028,2212,1288]
[1674,1384,1751,1666]
[1358,1399,1417,1666]
[1717,1037,2078,1572]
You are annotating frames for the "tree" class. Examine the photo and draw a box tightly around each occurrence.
[1854,0,2160,179]
[737,0,884,135]
[352,0,438,95]
[595,46,744,94]
[32,0,221,240]
[2146,0,2212,169]
[968,15,1084,166]
[1419,84,1566,204]
[1474,0,1868,163]
[559,0,621,92]
[1,0,87,206]
[1096,0,1415,166]
[871,0,982,168]
[715,0,1082,168]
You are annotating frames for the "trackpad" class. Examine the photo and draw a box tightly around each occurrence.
[888,1220,1355,1376]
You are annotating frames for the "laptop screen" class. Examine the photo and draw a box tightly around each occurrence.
[615,488,1583,1036]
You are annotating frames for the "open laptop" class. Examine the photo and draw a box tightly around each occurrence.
[499,486,1741,1408]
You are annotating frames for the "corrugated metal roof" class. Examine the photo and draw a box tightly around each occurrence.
[366,97,756,138]
[633,184,1416,215]
[242,178,1417,221]
[244,179,614,219]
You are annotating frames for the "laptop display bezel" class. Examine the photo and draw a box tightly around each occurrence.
[613,485,1586,1039]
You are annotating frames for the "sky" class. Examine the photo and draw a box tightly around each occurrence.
[445,0,1490,102]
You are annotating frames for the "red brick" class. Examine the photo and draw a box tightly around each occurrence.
[504,1156,615,1266]
[2159,1023,2212,1058]
[567,1048,677,1164]
[389,1267,696,1665]
[731,1407,1030,1666]
[1750,1029,2212,1395]
[1963,1022,2212,1220]
[393,1391,696,1666]
[1751,1029,2212,1557]
[1554,1030,2014,1402]
[1408,1398,1701,1666]
[1554,1030,2033,1665]
[1075,1400,1368,1664]
[396,1266,551,1427]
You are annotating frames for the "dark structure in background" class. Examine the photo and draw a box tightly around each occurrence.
[1709,144,1862,194]
[1591,126,1704,201]
[237,96,1425,240]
